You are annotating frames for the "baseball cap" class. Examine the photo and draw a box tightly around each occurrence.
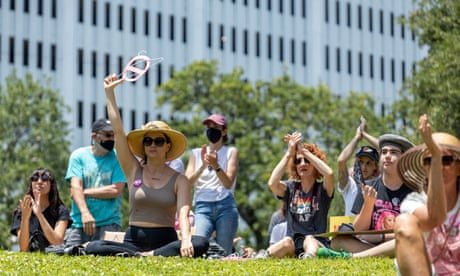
[92,118,113,132]
[355,146,379,162]
[203,114,227,127]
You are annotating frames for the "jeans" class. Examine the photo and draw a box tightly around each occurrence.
[65,223,121,246]
[194,194,238,256]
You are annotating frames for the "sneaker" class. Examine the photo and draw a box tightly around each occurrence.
[316,247,352,259]
[298,252,314,259]
[254,249,270,259]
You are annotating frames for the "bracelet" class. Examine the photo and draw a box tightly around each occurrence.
[381,233,385,242]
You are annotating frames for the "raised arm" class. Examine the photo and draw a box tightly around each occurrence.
[360,116,379,149]
[103,74,140,184]
[300,147,334,197]
[337,126,362,190]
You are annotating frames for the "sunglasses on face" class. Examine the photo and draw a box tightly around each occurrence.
[143,136,167,147]
[423,155,459,166]
[294,157,310,165]
[30,173,51,182]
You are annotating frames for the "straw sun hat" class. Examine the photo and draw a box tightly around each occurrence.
[127,121,187,161]
[397,132,460,192]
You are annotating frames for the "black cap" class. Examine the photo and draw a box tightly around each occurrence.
[92,118,112,132]
[355,146,379,162]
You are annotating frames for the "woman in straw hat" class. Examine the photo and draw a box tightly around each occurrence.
[85,74,209,257]
[394,114,460,275]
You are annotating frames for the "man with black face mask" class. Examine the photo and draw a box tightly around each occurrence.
[64,118,126,246]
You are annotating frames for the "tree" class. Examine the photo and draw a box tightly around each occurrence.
[156,60,388,249]
[0,71,71,249]
[394,0,460,138]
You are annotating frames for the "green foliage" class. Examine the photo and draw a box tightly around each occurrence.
[395,0,460,139]
[157,61,391,249]
[0,71,71,249]
[0,250,396,275]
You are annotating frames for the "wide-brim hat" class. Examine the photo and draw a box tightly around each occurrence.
[397,132,460,193]
[127,121,187,161]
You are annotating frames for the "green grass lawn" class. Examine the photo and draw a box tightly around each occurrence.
[0,250,396,275]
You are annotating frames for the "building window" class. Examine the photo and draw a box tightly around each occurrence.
[390,12,394,37]
[401,21,405,39]
[157,13,162,38]
[131,110,136,131]
[105,2,110,28]
[78,0,84,23]
[23,39,29,66]
[104,53,110,76]
[267,34,272,60]
[50,44,56,71]
[118,5,123,30]
[325,0,329,23]
[391,59,395,83]
[267,0,271,11]
[131,8,136,33]
[255,32,260,57]
[144,112,149,125]
[279,37,284,62]
[302,41,306,66]
[290,39,295,64]
[51,0,57,18]
[401,61,406,81]
[368,8,373,32]
[77,101,83,127]
[279,0,283,14]
[347,49,352,74]
[243,29,248,55]
[358,52,363,76]
[9,0,15,10]
[357,5,362,29]
[379,10,383,34]
[91,51,97,78]
[144,69,149,87]
[335,1,340,25]
[77,48,84,75]
[24,0,29,13]
[9,37,14,64]
[91,103,96,123]
[170,15,175,41]
[207,22,212,48]
[231,27,236,53]
[369,54,374,79]
[37,42,43,68]
[37,0,42,15]
[92,0,97,26]
[336,47,340,72]
[182,17,187,43]
[290,0,295,16]
[118,56,123,74]
[256,0,259,8]
[380,56,385,81]
[219,24,224,50]
[301,0,306,18]
[0,35,2,62]
[157,63,162,86]
[325,45,329,70]
[346,2,351,27]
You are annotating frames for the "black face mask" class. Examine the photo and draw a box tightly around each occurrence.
[206,128,222,144]
[99,140,115,151]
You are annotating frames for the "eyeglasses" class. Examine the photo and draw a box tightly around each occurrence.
[294,157,310,165]
[97,132,114,139]
[30,173,51,182]
[423,156,459,167]
[143,136,167,147]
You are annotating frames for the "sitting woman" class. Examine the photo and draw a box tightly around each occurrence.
[256,131,334,258]
[85,74,208,257]
[10,167,72,252]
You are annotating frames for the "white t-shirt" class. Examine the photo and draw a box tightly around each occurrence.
[337,176,358,216]
[269,221,287,245]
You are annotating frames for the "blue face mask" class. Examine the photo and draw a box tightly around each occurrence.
[206,128,222,144]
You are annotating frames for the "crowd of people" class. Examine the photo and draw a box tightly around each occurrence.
[9,74,460,275]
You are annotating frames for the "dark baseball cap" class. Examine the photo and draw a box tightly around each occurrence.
[355,146,379,162]
[91,118,113,132]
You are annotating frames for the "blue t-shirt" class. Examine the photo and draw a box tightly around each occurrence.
[65,147,126,228]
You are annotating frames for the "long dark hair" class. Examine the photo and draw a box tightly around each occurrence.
[14,167,65,218]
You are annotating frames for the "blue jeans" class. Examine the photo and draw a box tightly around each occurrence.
[65,223,121,246]
[194,194,239,256]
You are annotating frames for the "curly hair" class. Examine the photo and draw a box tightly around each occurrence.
[287,143,328,181]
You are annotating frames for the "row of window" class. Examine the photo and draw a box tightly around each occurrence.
[2,0,56,18]
[0,34,413,86]
[223,0,307,18]
[325,0,415,41]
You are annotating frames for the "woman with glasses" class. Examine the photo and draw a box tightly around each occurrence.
[394,114,460,275]
[185,113,240,257]
[10,168,72,252]
[85,74,208,257]
[255,131,334,258]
